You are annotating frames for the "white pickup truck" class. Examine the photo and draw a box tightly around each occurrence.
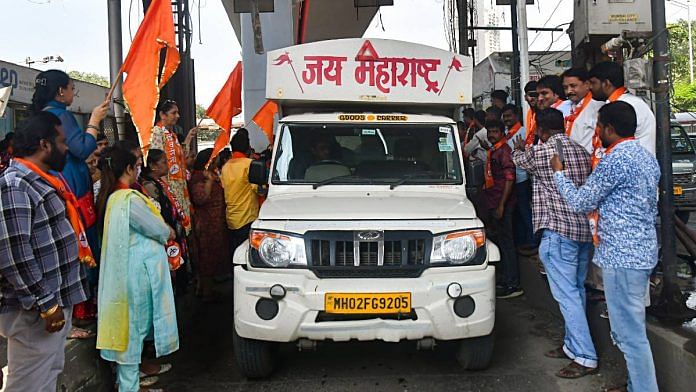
[232,38,499,378]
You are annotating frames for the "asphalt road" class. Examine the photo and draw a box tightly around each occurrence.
[154,274,624,392]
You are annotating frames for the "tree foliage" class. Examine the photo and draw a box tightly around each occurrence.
[68,71,109,87]
[670,19,696,111]
[196,104,207,119]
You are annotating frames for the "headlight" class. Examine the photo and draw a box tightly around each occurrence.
[430,230,486,265]
[250,230,308,267]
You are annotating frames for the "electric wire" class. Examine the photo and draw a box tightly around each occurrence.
[528,0,564,48]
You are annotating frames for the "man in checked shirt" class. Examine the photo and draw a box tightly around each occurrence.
[512,108,598,379]
[0,112,88,391]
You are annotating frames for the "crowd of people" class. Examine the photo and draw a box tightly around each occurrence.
[462,61,659,391]
[0,70,263,391]
[0,59,663,392]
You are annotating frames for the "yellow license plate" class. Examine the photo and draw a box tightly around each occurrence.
[324,292,411,314]
[675,186,683,196]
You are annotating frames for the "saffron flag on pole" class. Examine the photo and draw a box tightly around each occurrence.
[251,100,279,145]
[121,0,180,157]
[205,61,243,167]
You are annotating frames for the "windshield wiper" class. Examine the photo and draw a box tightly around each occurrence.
[388,171,444,190]
[312,175,370,189]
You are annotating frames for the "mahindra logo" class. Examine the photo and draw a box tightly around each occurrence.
[356,231,382,241]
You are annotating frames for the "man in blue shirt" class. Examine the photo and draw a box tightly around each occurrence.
[552,101,660,392]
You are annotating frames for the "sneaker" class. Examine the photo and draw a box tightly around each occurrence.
[497,286,525,299]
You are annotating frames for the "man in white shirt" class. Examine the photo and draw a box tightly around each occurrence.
[537,75,572,117]
[562,68,605,154]
[588,61,656,155]
[464,110,490,163]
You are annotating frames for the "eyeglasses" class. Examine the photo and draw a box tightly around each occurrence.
[525,92,539,98]
[164,99,177,105]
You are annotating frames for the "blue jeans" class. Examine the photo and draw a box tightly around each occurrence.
[539,230,597,368]
[513,180,536,248]
[603,267,658,392]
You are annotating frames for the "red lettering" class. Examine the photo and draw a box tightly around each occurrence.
[302,56,347,86]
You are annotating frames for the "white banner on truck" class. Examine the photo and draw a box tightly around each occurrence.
[266,38,473,105]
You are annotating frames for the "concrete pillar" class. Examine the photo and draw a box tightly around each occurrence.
[241,0,294,151]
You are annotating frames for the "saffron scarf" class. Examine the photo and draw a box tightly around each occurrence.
[14,158,95,267]
[506,122,523,141]
[157,123,187,182]
[565,93,594,138]
[156,178,191,231]
[591,87,627,169]
[484,138,508,189]
[587,136,635,246]
[525,109,537,146]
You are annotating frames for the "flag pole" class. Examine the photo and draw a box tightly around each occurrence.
[106,69,124,102]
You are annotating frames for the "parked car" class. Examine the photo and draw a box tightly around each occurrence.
[671,122,696,220]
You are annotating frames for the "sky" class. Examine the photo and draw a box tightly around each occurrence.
[0,0,686,107]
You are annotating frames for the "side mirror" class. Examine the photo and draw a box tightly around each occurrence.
[249,159,268,186]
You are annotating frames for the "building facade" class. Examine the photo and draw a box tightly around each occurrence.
[0,60,108,138]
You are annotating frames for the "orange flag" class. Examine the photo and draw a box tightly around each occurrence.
[251,100,279,145]
[205,62,243,167]
[121,0,180,156]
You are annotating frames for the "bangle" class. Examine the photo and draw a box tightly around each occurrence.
[40,304,59,319]
[86,124,100,132]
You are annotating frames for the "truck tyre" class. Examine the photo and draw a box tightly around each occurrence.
[456,333,494,370]
[233,328,277,378]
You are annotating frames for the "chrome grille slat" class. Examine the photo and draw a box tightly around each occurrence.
[309,232,429,270]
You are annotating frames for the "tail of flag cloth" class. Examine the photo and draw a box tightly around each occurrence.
[251,100,279,145]
[121,0,180,158]
[205,62,243,168]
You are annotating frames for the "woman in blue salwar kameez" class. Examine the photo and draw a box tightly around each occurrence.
[32,70,109,325]
[95,146,179,392]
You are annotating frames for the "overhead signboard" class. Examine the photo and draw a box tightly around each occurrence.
[266,38,473,105]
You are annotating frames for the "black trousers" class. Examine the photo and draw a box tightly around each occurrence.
[228,223,253,260]
[486,206,520,288]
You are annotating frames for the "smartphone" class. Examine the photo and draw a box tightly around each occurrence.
[556,138,565,166]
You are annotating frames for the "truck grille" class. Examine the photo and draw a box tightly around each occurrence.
[305,231,431,278]
[674,173,693,185]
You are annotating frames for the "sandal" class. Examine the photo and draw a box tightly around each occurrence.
[139,363,172,378]
[67,326,96,339]
[556,361,598,379]
[544,346,570,359]
[140,376,159,387]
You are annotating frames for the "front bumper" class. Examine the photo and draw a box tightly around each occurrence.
[233,265,495,343]
[674,187,696,211]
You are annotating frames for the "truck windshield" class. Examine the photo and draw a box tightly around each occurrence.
[272,123,463,186]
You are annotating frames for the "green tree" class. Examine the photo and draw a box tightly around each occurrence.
[670,19,696,111]
[196,104,207,119]
[673,81,696,111]
[68,71,109,87]
[669,20,691,84]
